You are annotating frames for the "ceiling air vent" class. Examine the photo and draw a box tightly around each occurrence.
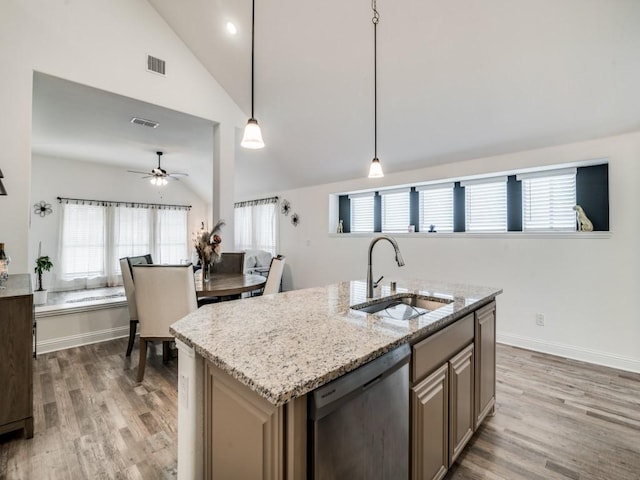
[130,117,159,128]
[146,54,166,75]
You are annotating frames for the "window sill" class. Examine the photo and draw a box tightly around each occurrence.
[328,231,612,240]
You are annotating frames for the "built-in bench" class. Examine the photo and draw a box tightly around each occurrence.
[34,287,129,354]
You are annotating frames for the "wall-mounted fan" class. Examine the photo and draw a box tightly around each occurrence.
[128,151,188,186]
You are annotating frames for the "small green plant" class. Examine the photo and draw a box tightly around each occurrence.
[34,255,53,291]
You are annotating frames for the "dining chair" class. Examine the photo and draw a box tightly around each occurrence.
[131,263,198,382]
[120,254,153,357]
[211,252,246,274]
[198,252,247,306]
[262,255,285,295]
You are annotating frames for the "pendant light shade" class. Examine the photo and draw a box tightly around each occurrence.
[368,157,383,178]
[367,0,384,178]
[241,0,265,150]
[241,118,264,149]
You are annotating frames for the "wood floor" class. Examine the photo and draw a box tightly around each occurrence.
[0,339,638,479]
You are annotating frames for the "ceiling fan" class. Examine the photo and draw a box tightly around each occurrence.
[128,151,188,186]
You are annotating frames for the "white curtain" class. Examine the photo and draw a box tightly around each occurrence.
[234,198,278,255]
[57,202,108,290]
[56,200,189,290]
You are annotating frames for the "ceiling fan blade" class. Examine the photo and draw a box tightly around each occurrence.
[169,172,189,177]
[127,170,151,175]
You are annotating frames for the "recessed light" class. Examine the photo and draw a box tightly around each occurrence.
[226,22,237,35]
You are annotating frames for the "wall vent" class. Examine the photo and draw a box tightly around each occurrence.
[130,117,160,128]
[146,54,166,75]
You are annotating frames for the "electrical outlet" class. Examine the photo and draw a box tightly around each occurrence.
[535,313,545,326]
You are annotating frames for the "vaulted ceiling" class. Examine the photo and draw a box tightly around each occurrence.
[148,0,640,197]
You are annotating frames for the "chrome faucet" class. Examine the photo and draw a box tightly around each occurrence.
[367,235,405,299]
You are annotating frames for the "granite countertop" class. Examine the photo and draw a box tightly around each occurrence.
[170,279,502,407]
[0,274,32,298]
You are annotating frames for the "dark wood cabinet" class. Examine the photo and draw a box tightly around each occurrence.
[0,274,34,438]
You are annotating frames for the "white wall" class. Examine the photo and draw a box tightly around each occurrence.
[0,0,245,273]
[269,132,640,373]
[30,154,209,290]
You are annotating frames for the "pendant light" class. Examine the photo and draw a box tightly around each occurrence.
[240,0,265,149]
[368,0,384,178]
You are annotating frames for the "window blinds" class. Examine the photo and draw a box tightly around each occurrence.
[349,193,375,233]
[518,169,576,231]
[462,177,507,232]
[381,189,410,233]
[417,183,454,233]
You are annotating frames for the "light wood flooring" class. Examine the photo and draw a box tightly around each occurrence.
[1,339,639,479]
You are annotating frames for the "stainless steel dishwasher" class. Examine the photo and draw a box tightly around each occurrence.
[309,344,411,479]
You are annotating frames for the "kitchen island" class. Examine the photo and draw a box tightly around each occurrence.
[170,279,502,480]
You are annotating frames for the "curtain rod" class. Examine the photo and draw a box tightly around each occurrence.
[234,196,279,208]
[57,196,192,210]
[233,197,278,208]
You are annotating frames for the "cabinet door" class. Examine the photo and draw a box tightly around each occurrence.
[449,344,474,466]
[474,301,496,429]
[0,295,33,428]
[412,363,448,480]
[204,362,284,480]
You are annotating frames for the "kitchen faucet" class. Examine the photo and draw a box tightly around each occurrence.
[367,235,405,299]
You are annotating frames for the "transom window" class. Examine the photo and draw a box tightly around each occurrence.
[518,168,577,231]
[462,177,507,232]
[381,188,410,233]
[418,183,454,233]
[349,193,375,233]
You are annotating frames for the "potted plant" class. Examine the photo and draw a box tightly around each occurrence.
[34,255,53,305]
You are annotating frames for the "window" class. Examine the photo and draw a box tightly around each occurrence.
[518,168,576,231]
[381,189,410,233]
[234,197,278,255]
[156,208,189,263]
[418,183,454,233]
[59,203,106,280]
[58,200,189,289]
[462,177,507,232]
[349,193,375,233]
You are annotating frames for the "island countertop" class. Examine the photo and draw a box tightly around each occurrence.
[170,279,502,407]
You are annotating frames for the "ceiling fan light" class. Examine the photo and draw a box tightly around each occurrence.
[162,178,168,186]
[241,118,265,149]
[150,177,157,185]
[368,157,384,178]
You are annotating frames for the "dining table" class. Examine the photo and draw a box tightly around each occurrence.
[195,271,267,299]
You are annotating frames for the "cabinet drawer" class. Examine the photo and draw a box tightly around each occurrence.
[412,314,474,383]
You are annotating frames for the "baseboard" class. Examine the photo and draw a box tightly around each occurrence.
[36,325,130,355]
[497,332,640,374]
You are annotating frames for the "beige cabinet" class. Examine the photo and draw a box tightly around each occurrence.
[203,361,307,480]
[204,362,284,480]
[412,363,449,480]
[448,344,474,466]
[474,301,496,429]
[411,315,475,480]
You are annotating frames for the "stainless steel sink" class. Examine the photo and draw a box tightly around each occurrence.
[351,294,453,320]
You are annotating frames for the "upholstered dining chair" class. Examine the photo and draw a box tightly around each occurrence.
[211,252,246,274]
[131,263,198,382]
[262,255,285,295]
[198,252,247,306]
[120,254,153,357]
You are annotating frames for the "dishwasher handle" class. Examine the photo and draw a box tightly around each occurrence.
[309,344,410,420]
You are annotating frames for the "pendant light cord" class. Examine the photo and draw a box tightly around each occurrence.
[372,0,379,159]
[251,0,256,119]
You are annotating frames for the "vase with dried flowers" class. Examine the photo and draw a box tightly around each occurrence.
[193,220,225,281]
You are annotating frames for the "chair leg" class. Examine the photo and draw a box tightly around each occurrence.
[125,320,138,357]
[137,338,147,383]
[162,341,170,363]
